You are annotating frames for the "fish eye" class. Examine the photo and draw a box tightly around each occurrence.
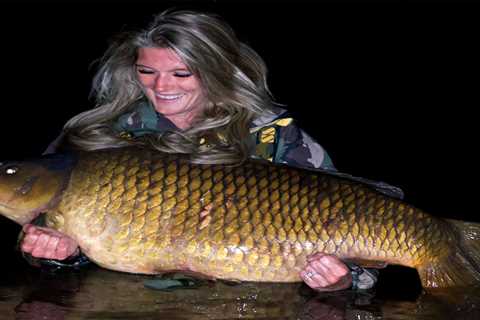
[5,166,18,175]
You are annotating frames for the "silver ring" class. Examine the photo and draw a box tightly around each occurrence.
[306,271,315,278]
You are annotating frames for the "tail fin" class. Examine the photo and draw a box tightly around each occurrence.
[418,219,480,290]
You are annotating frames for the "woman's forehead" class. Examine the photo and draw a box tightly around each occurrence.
[136,47,188,69]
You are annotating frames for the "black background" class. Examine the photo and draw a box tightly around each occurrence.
[0,0,478,278]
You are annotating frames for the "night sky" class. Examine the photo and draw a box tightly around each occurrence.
[0,0,478,271]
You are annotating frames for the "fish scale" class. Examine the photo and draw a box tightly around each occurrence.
[1,147,479,289]
[51,150,407,278]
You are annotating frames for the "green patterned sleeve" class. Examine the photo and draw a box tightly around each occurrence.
[251,117,336,171]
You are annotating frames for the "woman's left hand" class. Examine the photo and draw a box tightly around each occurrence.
[300,253,352,292]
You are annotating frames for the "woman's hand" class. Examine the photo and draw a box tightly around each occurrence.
[300,253,352,292]
[21,224,79,260]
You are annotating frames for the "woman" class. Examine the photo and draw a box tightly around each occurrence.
[20,9,378,291]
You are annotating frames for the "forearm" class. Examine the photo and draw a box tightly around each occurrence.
[20,248,90,272]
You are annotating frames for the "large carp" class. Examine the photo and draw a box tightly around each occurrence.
[0,147,479,290]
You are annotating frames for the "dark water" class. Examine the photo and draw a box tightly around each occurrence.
[1,263,479,320]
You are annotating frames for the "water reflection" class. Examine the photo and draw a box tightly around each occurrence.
[1,264,479,320]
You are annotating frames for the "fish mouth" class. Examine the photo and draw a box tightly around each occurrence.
[0,202,16,213]
[0,203,41,225]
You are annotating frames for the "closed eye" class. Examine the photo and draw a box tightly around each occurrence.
[174,72,193,78]
[137,69,155,75]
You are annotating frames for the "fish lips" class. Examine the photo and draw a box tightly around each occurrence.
[0,202,42,225]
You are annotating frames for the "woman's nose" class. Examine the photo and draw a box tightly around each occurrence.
[154,74,173,91]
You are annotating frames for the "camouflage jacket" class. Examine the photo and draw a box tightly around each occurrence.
[23,100,383,290]
[112,100,336,170]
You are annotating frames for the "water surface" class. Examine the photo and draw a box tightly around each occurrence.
[1,264,479,320]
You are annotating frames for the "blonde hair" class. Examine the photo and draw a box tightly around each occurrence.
[63,9,276,164]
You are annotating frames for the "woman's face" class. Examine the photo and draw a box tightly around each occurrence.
[135,47,205,127]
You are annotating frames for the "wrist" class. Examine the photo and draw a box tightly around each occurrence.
[347,264,378,290]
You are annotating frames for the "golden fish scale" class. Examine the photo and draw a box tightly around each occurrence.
[46,148,453,281]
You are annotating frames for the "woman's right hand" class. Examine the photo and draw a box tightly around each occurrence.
[21,224,79,260]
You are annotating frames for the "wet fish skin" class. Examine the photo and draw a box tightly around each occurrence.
[0,147,479,289]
